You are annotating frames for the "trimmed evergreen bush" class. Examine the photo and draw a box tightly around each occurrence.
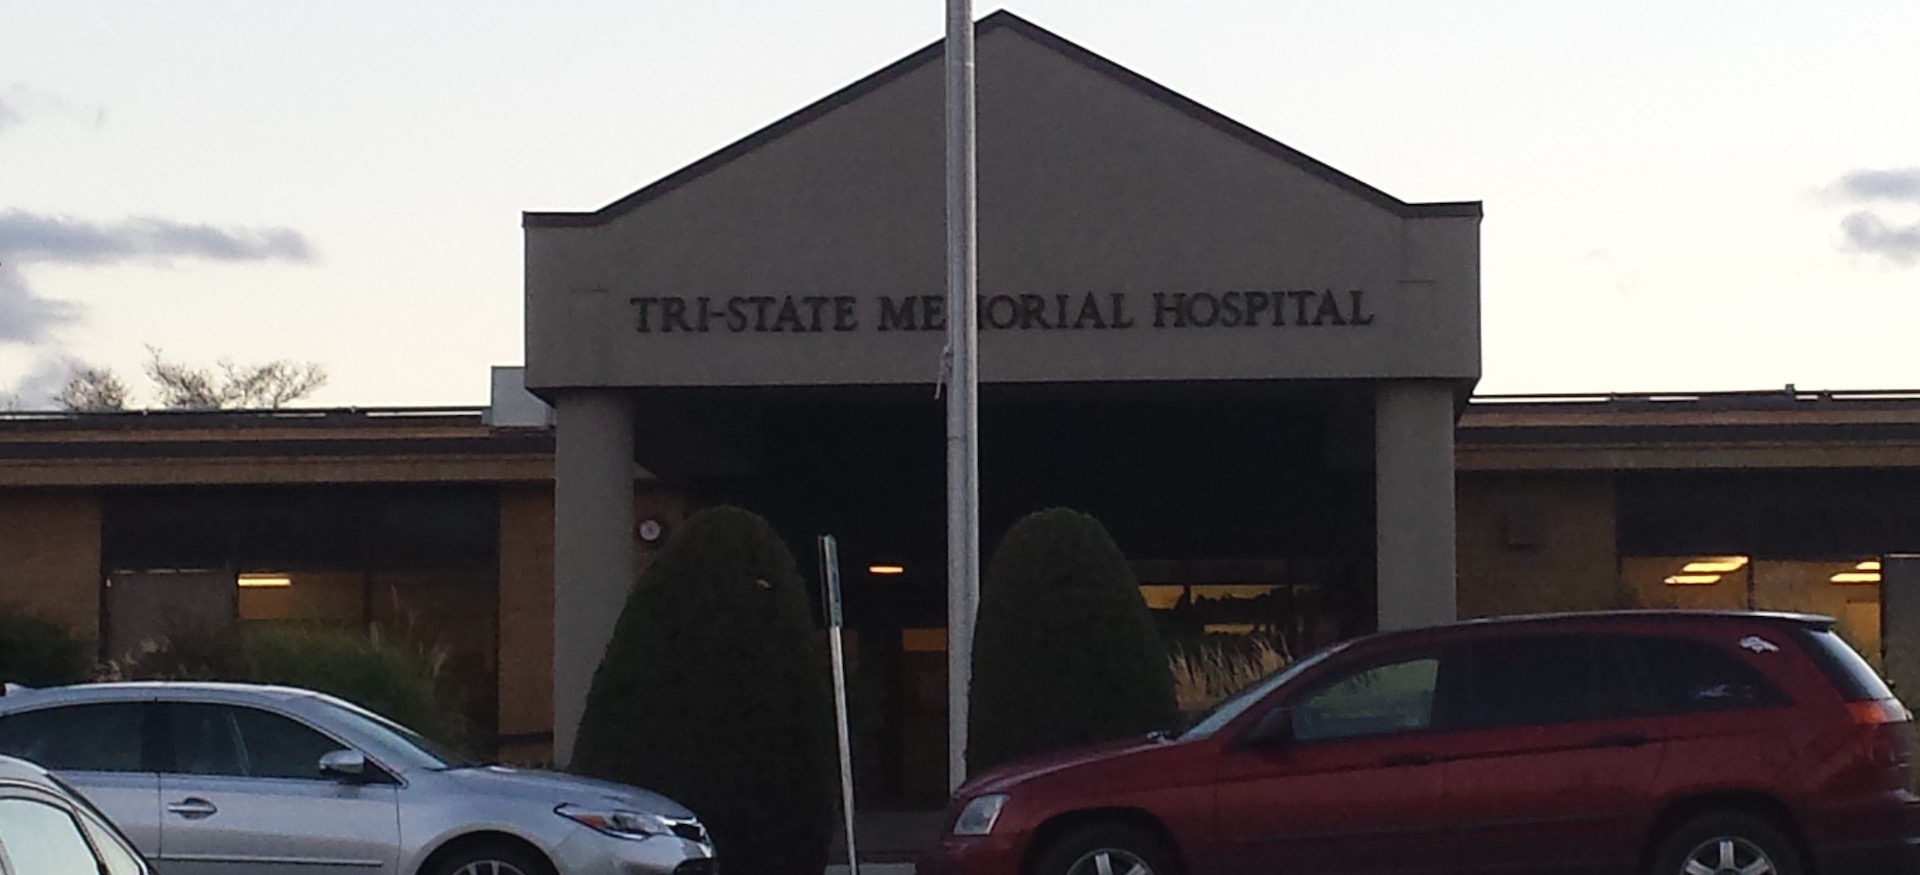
[0,608,90,688]
[969,508,1179,772]
[572,506,835,875]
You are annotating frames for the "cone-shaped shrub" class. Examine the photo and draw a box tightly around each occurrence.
[968,508,1179,772]
[573,506,835,875]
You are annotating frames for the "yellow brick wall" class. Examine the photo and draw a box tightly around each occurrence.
[494,481,683,766]
[497,485,556,764]
[0,490,102,642]
[1456,472,1623,619]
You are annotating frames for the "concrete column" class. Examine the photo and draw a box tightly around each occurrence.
[552,390,636,767]
[1375,382,1459,631]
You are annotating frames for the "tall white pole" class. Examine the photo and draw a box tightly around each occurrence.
[943,0,980,794]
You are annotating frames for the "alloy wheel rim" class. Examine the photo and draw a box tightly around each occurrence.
[1680,836,1775,875]
[452,862,528,875]
[1066,847,1154,875]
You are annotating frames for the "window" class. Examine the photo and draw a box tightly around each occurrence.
[1291,656,1440,742]
[0,705,146,773]
[169,704,344,780]
[231,708,344,780]
[1454,636,1596,730]
[0,797,106,874]
[1631,636,1783,714]
[75,810,143,875]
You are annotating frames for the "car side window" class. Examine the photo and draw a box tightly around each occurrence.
[1291,656,1441,742]
[75,808,143,875]
[1453,636,1597,730]
[0,796,110,875]
[170,704,344,780]
[1629,636,1784,715]
[168,704,244,777]
[229,707,345,780]
[0,704,148,773]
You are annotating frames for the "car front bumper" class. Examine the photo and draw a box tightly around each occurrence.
[916,833,1026,875]
[550,826,717,875]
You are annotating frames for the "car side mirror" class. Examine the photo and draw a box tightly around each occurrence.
[319,749,367,781]
[1248,707,1296,747]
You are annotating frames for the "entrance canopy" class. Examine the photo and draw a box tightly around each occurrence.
[524,11,1480,393]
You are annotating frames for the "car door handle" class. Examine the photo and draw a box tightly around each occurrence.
[1381,752,1434,767]
[166,798,218,819]
[1591,732,1652,749]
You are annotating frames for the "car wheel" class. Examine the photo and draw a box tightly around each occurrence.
[425,840,555,875]
[1648,812,1803,875]
[1032,823,1180,875]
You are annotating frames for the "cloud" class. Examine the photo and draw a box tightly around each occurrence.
[0,211,313,266]
[1834,168,1920,205]
[0,352,76,410]
[0,85,107,136]
[0,263,82,344]
[0,210,314,347]
[1841,211,1920,266]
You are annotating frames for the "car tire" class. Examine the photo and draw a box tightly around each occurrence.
[1647,812,1804,875]
[423,839,556,875]
[1031,823,1181,875]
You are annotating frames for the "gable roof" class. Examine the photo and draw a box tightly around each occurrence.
[523,10,1480,229]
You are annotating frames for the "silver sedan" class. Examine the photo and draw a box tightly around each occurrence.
[0,682,715,875]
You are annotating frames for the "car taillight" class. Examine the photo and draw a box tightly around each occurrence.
[1849,699,1913,725]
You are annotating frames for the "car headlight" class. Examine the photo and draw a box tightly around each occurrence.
[556,803,684,840]
[951,794,1008,836]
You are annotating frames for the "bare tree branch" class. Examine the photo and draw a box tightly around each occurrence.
[55,364,131,412]
[143,346,223,409]
[143,346,328,409]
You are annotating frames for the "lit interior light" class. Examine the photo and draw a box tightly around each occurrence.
[868,565,905,576]
[237,574,292,588]
[1664,574,1723,586]
[1857,560,1883,571]
[1831,572,1882,585]
[1682,556,1749,573]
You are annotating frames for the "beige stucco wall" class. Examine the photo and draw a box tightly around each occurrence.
[526,24,1479,390]
[0,490,102,642]
[1456,471,1622,618]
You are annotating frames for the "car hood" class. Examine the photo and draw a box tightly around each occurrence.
[435,766,697,819]
[960,734,1184,796]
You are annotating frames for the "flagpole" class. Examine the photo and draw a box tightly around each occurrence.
[943,0,980,795]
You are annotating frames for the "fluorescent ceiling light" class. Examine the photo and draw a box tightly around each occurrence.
[1664,574,1722,585]
[1857,560,1883,571]
[1831,572,1882,584]
[868,565,905,576]
[1682,556,1749,573]
[237,574,292,588]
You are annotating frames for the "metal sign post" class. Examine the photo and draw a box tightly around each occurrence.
[819,535,859,875]
[942,0,981,796]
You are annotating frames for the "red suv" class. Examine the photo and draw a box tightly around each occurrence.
[921,611,1919,875]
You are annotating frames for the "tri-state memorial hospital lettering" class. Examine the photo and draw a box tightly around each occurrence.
[627,290,1376,334]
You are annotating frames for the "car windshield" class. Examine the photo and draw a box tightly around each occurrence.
[311,699,484,771]
[1177,643,1343,740]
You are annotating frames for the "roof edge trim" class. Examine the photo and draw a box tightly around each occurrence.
[523,10,1474,229]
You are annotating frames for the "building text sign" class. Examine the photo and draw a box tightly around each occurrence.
[627,290,1376,335]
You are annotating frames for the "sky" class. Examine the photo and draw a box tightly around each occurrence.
[2,0,1916,409]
